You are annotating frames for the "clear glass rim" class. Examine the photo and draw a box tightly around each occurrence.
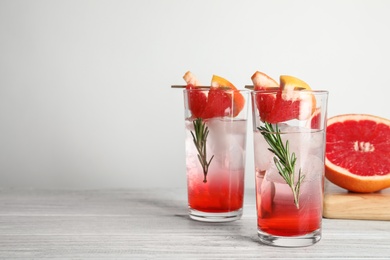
[251,88,328,95]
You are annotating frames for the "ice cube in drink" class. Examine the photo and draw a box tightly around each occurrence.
[255,128,324,236]
[185,117,247,221]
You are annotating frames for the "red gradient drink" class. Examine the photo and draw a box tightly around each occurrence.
[255,159,323,237]
[185,118,246,216]
[251,87,328,247]
[183,86,249,222]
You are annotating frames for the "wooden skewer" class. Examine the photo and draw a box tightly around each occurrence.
[171,85,211,89]
[172,85,256,89]
[172,85,305,90]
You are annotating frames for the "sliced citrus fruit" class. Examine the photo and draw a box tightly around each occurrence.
[306,108,322,129]
[252,72,316,123]
[251,71,279,90]
[183,72,245,119]
[201,75,244,118]
[183,70,201,86]
[325,114,390,193]
[262,92,302,123]
[280,75,316,120]
[280,75,311,91]
[183,71,207,118]
[201,88,232,119]
[251,71,278,123]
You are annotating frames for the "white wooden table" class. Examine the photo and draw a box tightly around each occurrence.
[0,188,389,259]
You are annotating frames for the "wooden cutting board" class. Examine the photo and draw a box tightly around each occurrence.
[323,180,390,220]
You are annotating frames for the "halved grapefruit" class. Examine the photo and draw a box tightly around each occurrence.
[325,114,390,193]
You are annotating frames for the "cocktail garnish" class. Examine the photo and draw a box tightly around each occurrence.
[258,122,305,209]
[191,118,214,183]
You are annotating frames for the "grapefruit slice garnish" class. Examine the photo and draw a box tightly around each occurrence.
[252,72,316,123]
[201,75,245,118]
[183,71,207,118]
[251,71,279,90]
[251,71,279,123]
[183,71,201,86]
[200,87,232,119]
[325,114,390,193]
[280,75,311,91]
[182,72,244,119]
[280,75,316,120]
[306,108,322,129]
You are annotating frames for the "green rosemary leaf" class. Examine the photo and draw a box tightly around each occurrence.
[258,122,304,209]
[191,118,214,183]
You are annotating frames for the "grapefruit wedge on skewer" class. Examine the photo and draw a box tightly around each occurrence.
[201,75,245,118]
[325,114,390,192]
[183,71,245,119]
[251,72,316,123]
[251,71,279,90]
[183,71,207,118]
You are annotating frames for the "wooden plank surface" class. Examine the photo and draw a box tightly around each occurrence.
[324,181,390,220]
[0,188,390,259]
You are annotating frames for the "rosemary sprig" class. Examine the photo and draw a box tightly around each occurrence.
[258,122,305,209]
[191,118,214,183]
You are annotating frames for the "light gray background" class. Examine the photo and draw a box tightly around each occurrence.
[1,0,389,189]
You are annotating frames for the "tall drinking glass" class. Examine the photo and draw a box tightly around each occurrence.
[183,88,249,222]
[251,89,328,247]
